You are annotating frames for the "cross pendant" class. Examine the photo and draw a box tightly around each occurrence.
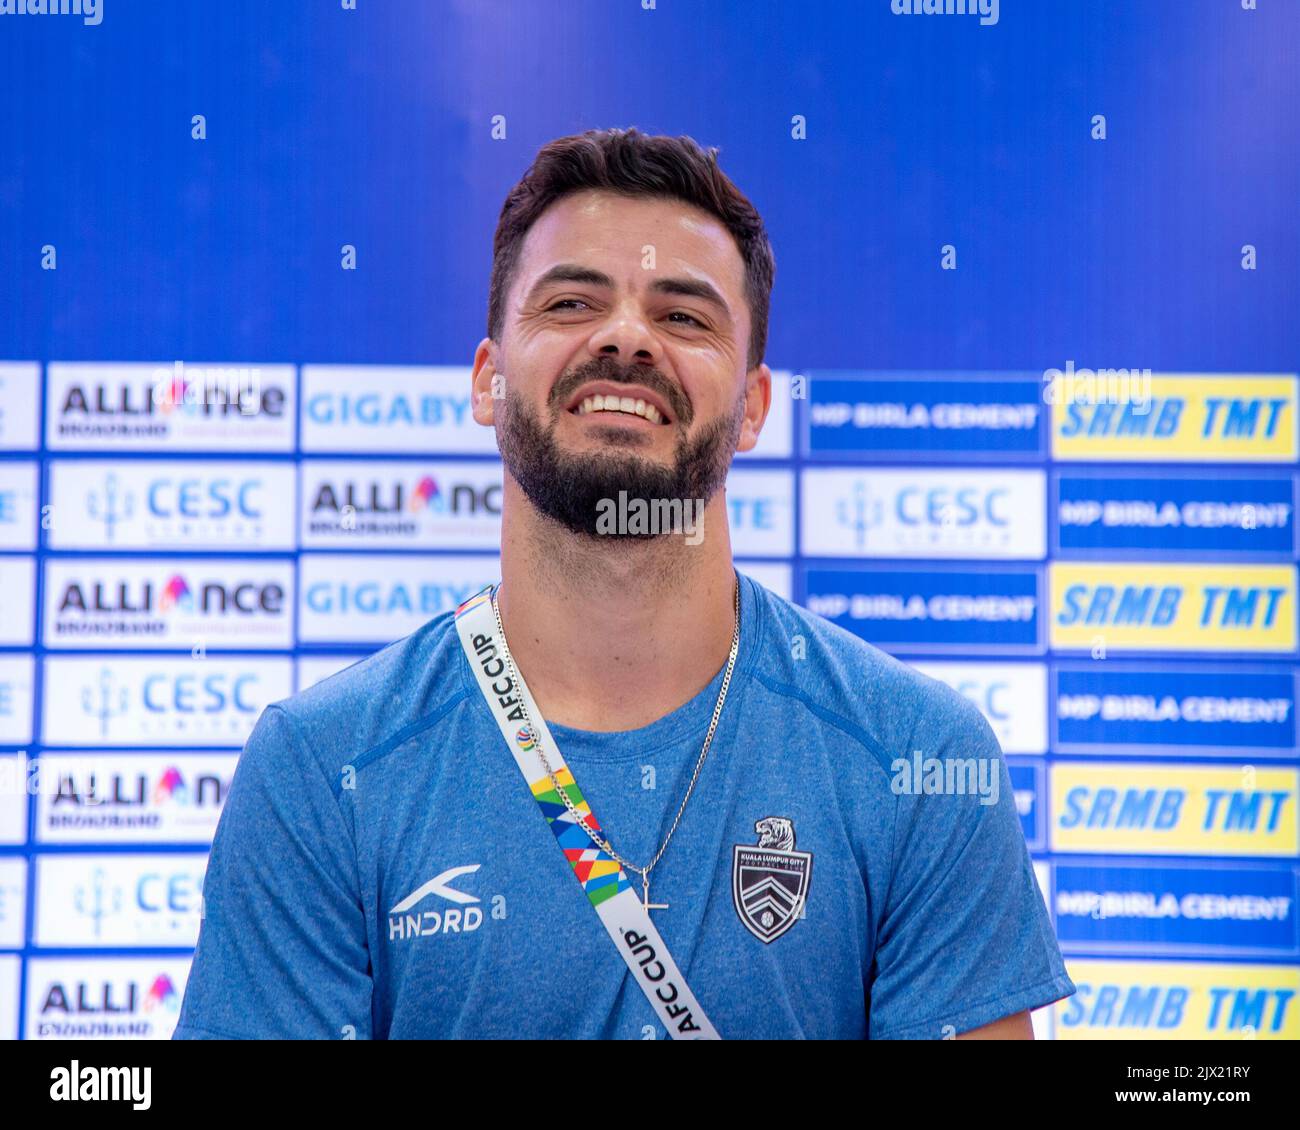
[641,877,668,913]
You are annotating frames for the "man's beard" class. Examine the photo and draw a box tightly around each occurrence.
[495,369,744,540]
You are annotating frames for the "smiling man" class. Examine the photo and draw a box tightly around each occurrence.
[174,127,1074,1040]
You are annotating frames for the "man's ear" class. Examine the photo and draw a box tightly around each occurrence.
[735,363,773,454]
[470,338,502,426]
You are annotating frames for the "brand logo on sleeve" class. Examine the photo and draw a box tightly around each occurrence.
[732,817,813,944]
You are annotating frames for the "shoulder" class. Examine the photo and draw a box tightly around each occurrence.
[252,608,472,785]
[742,572,999,775]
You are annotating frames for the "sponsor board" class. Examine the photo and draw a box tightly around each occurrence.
[0,856,26,948]
[1053,860,1300,959]
[0,656,35,747]
[34,752,237,844]
[46,362,295,451]
[34,853,208,947]
[805,373,1044,461]
[0,556,35,646]
[1055,959,1300,1039]
[0,752,28,844]
[297,554,499,643]
[300,460,501,548]
[1053,664,1297,758]
[25,956,191,1040]
[801,467,1045,559]
[41,655,292,747]
[1053,470,1297,559]
[300,364,491,453]
[0,461,38,550]
[1049,562,1297,654]
[1050,762,1300,858]
[43,558,294,650]
[726,469,794,557]
[0,362,40,451]
[804,566,1042,653]
[1050,374,1298,463]
[47,459,297,550]
[1009,761,1045,850]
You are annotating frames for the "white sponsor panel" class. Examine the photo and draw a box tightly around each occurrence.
[0,362,40,451]
[301,364,493,454]
[300,460,502,548]
[47,459,297,550]
[45,361,295,451]
[0,969,14,1040]
[41,655,292,747]
[0,461,38,550]
[0,752,28,845]
[298,554,499,643]
[0,953,18,1039]
[738,561,793,601]
[726,469,794,557]
[43,558,295,650]
[0,556,35,645]
[0,656,35,746]
[801,467,1046,559]
[737,370,794,459]
[907,661,1048,754]
[35,752,238,844]
[34,853,208,947]
[0,856,26,949]
[25,955,191,1040]
[296,654,369,693]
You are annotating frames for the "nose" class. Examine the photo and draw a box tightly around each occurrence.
[586,302,662,370]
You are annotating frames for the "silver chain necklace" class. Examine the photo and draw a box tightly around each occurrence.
[490,576,741,914]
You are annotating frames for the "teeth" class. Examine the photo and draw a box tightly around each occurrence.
[574,393,665,423]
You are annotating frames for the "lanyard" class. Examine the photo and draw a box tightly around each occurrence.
[454,584,720,1040]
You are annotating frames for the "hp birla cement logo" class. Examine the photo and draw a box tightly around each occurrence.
[732,817,813,944]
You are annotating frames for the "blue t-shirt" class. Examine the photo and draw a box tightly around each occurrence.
[173,570,1074,1040]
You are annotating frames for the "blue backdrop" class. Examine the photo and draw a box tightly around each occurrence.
[0,0,1297,1041]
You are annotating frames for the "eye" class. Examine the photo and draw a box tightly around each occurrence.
[546,299,590,312]
[667,311,706,328]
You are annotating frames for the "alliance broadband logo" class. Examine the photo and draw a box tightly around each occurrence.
[0,0,101,26]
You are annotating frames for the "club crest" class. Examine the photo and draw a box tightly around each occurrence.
[732,816,813,944]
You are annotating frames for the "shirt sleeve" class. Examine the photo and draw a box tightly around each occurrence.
[867,696,1074,1039]
[172,703,374,1040]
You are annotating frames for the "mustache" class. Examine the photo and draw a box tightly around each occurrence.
[547,357,692,425]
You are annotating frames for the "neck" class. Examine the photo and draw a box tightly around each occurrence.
[495,480,738,731]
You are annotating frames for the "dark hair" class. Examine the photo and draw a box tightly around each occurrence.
[488,127,776,371]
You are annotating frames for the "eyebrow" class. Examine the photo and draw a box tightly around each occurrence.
[525,263,732,319]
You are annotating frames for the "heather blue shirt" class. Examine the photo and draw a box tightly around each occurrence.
[174,570,1074,1040]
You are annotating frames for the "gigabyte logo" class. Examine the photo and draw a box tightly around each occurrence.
[732,817,813,944]
[388,865,486,941]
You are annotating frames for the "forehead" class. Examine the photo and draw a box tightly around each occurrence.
[515,188,747,302]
